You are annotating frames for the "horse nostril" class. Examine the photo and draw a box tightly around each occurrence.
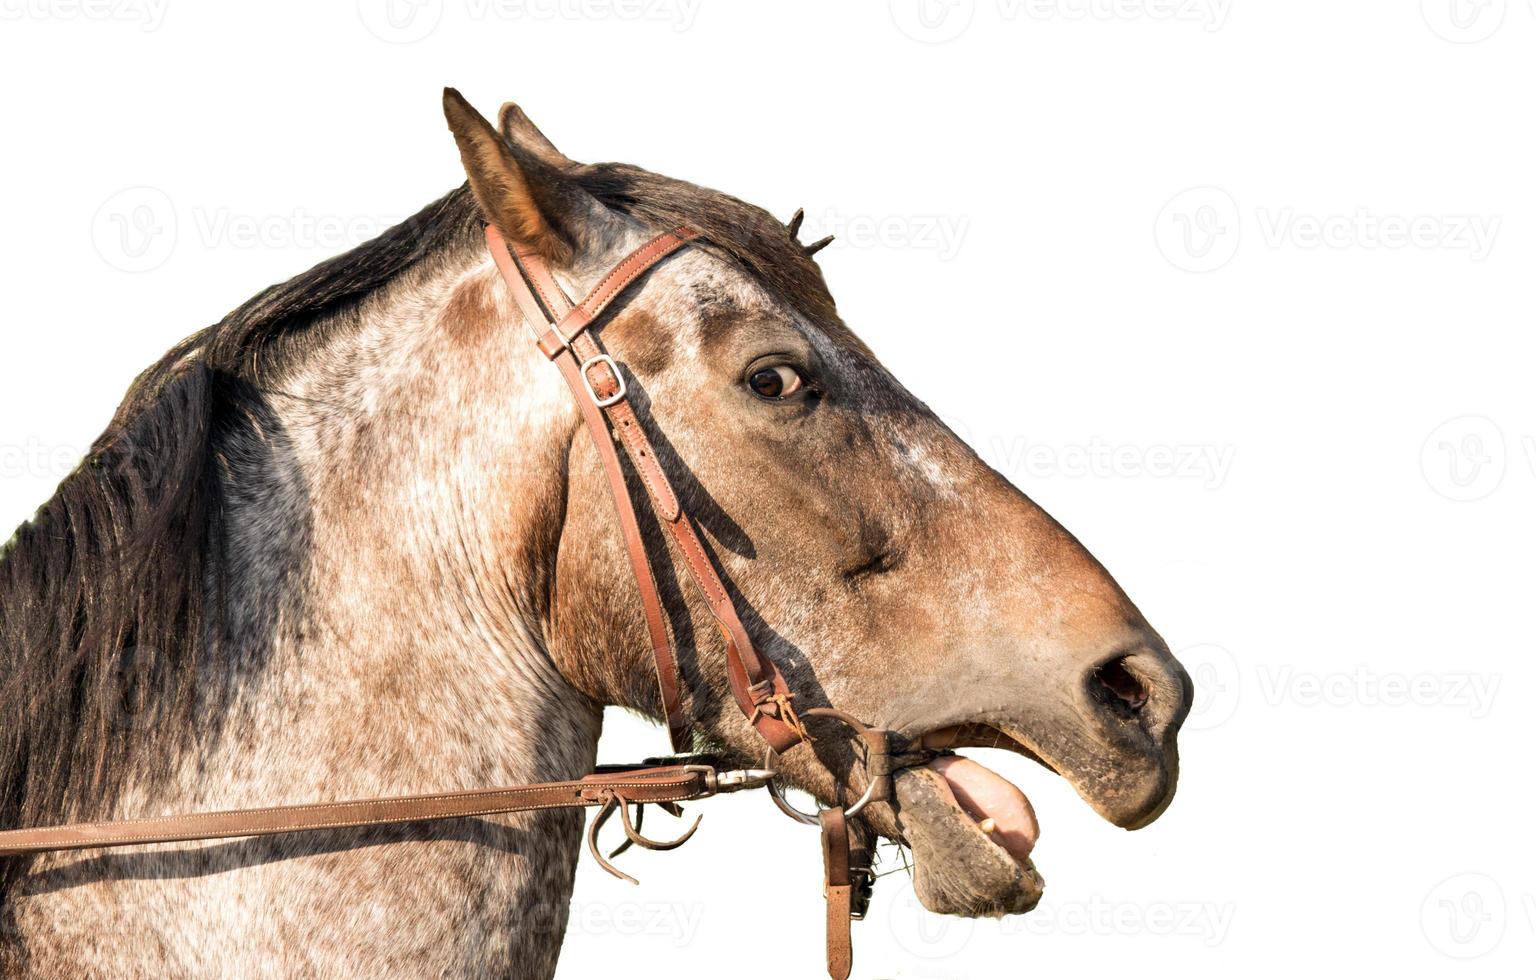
[1092,655,1149,714]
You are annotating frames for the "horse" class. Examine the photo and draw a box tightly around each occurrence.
[0,90,1192,977]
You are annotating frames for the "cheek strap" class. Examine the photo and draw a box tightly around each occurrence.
[484,223,808,755]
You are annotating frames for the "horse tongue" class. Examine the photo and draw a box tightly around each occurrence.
[926,756,1039,864]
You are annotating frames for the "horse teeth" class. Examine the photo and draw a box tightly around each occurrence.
[978,818,997,835]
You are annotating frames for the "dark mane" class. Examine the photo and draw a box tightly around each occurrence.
[0,188,482,864]
[0,161,839,885]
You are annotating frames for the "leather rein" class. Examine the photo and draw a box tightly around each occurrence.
[0,224,927,979]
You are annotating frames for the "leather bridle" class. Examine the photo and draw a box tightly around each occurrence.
[0,222,933,979]
[483,223,806,756]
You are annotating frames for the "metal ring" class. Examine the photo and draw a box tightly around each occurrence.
[763,741,881,826]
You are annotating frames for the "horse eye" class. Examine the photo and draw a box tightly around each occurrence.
[747,365,804,400]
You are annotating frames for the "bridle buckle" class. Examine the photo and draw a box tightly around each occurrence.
[849,865,874,920]
[580,354,627,408]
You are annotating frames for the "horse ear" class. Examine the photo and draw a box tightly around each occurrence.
[498,102,576,169]
[443,88,594,265]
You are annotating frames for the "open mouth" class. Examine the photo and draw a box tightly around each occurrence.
[889,723,1062,918]
[922,724,1049,862]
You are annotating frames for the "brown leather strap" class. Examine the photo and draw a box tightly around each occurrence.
[488,230,689,750]
[532,227,701,360]
[486,224,806,754]
[820,806,854,980]
[0,766,714,857]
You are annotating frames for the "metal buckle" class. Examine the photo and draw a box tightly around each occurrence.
[849,866,874,920]
[580,354,626,408]
[710,768,779,793]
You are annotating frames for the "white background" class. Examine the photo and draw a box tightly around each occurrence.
[2,1,1533,977]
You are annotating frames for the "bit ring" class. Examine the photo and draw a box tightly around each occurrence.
[764,707,884,825]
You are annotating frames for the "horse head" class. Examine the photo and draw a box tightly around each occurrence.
[444,91,1194,917]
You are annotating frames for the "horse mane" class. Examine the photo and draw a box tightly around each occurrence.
[0,188,481,852]
[0,161,841,880]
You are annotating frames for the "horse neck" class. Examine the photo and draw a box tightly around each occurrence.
[148,238,601,812]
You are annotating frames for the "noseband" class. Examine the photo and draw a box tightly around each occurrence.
[0,223,934,980]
